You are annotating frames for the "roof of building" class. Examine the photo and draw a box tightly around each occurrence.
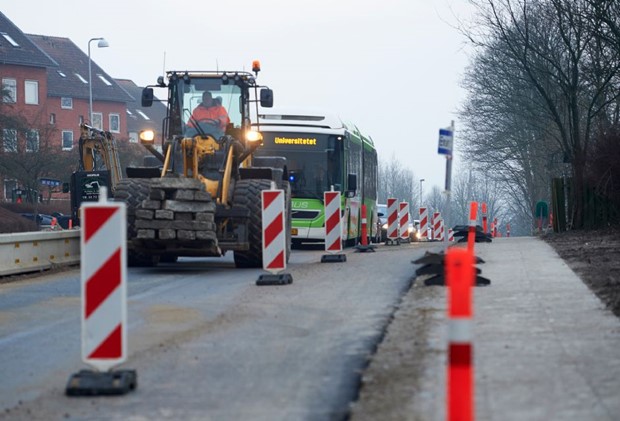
[27,34,133,103]
[115,79,167,133]
[0,12,58,68]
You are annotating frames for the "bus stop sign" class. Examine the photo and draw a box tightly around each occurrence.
[438,128,454,156]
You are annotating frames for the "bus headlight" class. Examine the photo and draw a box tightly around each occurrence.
[245,130,263,143]
[139,130,155,144]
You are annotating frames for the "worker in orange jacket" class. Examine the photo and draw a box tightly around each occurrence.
[188,91,230,137]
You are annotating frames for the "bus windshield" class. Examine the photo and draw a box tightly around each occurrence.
[256,132,343,199]
[286,150,342,199]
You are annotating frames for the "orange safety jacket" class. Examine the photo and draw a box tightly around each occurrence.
[189,105,230,130]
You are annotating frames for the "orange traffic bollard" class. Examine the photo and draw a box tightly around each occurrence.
[467,202,478,254]
[446,247,475,421]
[360,204,368,246]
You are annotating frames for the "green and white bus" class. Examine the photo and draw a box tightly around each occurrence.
[254,109,378,247]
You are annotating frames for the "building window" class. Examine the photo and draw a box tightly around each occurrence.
[2,129,17,152]
[97,74,113,86]
[129,132,138,143]
[50,113,56,125]
[61,97,73,109]
[92,112,103,130]
[75,73,88,84]
[2,78,17,103]
[26,129,39,152]
[25,80,39,105]
[3,179,17,201]
[109,114,120,133]
[1,32,20,47]
[62,130,74,150]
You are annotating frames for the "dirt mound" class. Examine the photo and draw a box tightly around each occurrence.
[543,226,620,317]
[0,202,71,234]
[0,206,38,233]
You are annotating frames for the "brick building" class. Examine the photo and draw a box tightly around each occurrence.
[0,11,164,201]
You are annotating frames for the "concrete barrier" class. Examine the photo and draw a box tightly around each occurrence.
[0,230,80,276]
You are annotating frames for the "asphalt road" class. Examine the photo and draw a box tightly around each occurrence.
[0,242,436,420]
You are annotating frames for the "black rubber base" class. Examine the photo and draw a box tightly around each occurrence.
[354,244,376,253]
[422,274,491,287]
[321,254,347,263]
[256,273,293,285]
[66,369,137,396]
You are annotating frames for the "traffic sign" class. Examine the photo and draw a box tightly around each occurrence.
[39,178,62,187]
[438,128,454,156]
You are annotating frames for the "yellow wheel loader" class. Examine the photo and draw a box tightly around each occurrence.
[117,63,291,267]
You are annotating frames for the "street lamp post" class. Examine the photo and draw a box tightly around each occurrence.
[88,37,109,125]
[419,178,425,206]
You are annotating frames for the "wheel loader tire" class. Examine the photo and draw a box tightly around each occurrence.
[114,179,160,267]
[232,179,274,268]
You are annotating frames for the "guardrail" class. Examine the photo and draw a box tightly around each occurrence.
[0,230,80,277]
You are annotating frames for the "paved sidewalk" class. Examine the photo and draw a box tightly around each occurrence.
[415,236,620,420]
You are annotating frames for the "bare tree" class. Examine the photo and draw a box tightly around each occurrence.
[461,0,620,228]
[377,153,418,206]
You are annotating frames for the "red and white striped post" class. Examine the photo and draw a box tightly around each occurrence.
[438,217,445,242]
[386,198,399,244]
[399,202,410,242]
[261,189,286,273]
[321,190,346,262]
[66,188,137,396]
[419,206,429,241]
[448,228,454,242]
[467,201,478,254]
[81,198,128,371]
[257,186,293,284]
[506,223,511,237]
[493,217,498,238]
[446,247,475,421]
[433,211,441,241]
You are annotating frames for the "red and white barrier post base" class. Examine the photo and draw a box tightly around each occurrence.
[386,198,400,245]
[419,206,429,241]
[321,190,347,262]
[66,187,137,396]
[399,202,410,243]
[257,186,293,285]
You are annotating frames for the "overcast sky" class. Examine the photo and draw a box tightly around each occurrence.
[3,0,475,193]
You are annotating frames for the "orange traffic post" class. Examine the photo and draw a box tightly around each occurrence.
[360,204,368,246]
[355,204,376,252]
[481,202,487,234]
[446,247,475,421]
[467,202,478,254]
